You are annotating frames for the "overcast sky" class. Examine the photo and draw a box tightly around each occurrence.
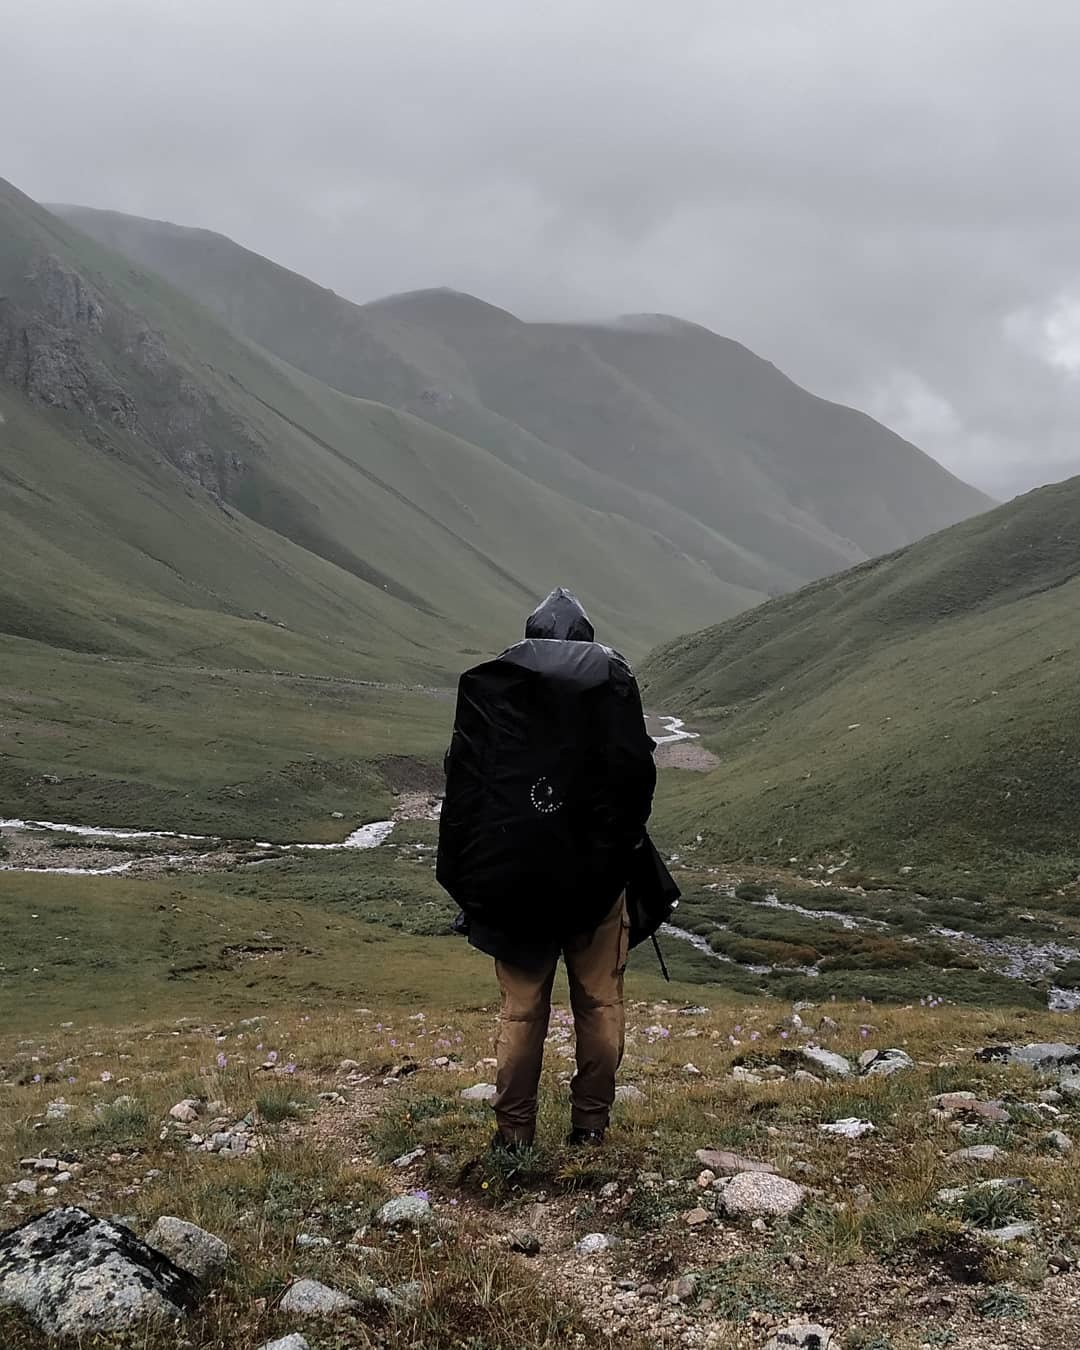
[5,0,1080,497]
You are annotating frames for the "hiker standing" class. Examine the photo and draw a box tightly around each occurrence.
[437,588,678,1149]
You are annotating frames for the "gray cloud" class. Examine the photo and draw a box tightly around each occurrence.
[6,0,1080,495]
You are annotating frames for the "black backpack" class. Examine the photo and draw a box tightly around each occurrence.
[437,638,667,946]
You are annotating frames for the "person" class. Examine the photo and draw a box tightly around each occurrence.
[436,588,676,1150]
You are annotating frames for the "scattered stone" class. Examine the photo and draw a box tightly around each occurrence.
[374,1280,422,1309]
[976,1043,1080,1071]
[295,1234,331,1249]
[337,1059,361,1072]
[145,1217,229,1283]
[1038,1088,1064,1104]
[168,1100,201,1124]
[32,1159,59,1173]
[668,1274,698,1302]
[8,1180,37,1198]
[0,1207,199,1336]
[817,1016,840,1036]
[680,1006,709,1016]
[800,1047,852,1078]
[766,1322,835,1350]
[682,1062,701,1076]
[863,1048,915,1077]
[375,1195,432,1229]
[392,1146,426,1168]
[857,1050,879,1071]
[257,1336,310,1350]
[794,1070,822,1085]
[278,1278,356,1318]
[935,1095,1010,1123]
[716,1172,807,1219]
[695,1148,777,1176]
[978,1223,1037,1245]
[460,1083,497,1102]
[1044,1129,1073,1153]
[683,1208,710,1227]
[731,1066,763,1085]
[614,1084,647,1105]
[509,1231,541,1256]
[575,1232,618,1255]
[819,1118,875,1139]
[949,1145,1007,1164]
[697,1169,716,1188]
[45,1100,74,1122]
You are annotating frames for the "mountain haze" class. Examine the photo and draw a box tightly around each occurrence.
[643,476,1080,891]
[55,204,992,597]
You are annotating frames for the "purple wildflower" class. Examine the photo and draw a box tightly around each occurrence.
[284,1062,297,1074]
[216,1053,228,1070]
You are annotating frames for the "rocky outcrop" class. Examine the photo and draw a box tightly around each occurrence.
[0,249,254,497]
[0,1207,199,1336]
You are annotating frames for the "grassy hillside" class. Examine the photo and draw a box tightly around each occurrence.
[56,204,991,594]
[643,477,1080,893]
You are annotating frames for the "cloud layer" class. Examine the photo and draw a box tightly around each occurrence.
[7,0,1080,495]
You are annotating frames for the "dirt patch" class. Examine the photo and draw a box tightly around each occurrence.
[655,742,719,772]
[378,754,445,794]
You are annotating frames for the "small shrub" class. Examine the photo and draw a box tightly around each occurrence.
[975,1287,1028,1319]
[256,1082,306,1123]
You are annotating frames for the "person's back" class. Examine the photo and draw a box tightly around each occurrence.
[437,587,666,1148]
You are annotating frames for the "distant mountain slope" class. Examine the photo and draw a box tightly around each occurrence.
[0,179,740,677]
[55,205,992,594]
[642,477,1080,893]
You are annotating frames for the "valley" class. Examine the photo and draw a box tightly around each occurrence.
[3,173,1080,1350]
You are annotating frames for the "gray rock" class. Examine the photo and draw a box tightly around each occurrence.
[863,1048,915,1077]
[375,1195,432,1228]
[731,1066,763,1084]
[794,1070,823,1084]
[459,1083,497,1102]
[614,1084,647,1104]
[1059,1076,1080,1102]
[978,1223,1037,1245]
[278,1279,356,1317]
[45,1100,74,1122]
[948,1145,1007,1164]
[766,1323,834,1350]
[1044,1129,1073,1153]
[716,1172,807,1219]
[295,1233,331,1249]
[668,1274,699,1302]
[374,1280,422,1309]
[257,1337,310,1350]
[145,1217,229,1283]
[800,1047,852,1078]
[168,1100,200,1124]
[510,1230,541,1256]
[695,1148,777,1176]
[0,1207,199,1336]
[977,1043,1080,1072]
[575,1233,618,1255]
[857,1050,879,1071]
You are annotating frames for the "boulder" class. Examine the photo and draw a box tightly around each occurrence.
[716,1172,807,1219]
[863,1048,914,1077]
[0,1207,199,1336]
[800,1047,852,1078]
[695,1148,777,1176]
[1045,1129,1073,1153]
[145,1217,228,1283]
[278,1279,356,1317]
[375,1195,432,1228]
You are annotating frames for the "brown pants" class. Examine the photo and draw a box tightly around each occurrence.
[493,896,629,1142]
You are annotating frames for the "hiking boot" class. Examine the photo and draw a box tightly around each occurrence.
[566,1127,606,1147]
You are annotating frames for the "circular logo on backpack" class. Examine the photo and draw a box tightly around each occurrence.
[529,777,563,815]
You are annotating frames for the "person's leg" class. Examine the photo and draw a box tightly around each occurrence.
[564,895,629,1134]
[492,955,558,1144]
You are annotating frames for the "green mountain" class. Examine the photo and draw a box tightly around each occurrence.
[642,477,1080,893]
[54,204,991,596]
[1,179,741,678]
